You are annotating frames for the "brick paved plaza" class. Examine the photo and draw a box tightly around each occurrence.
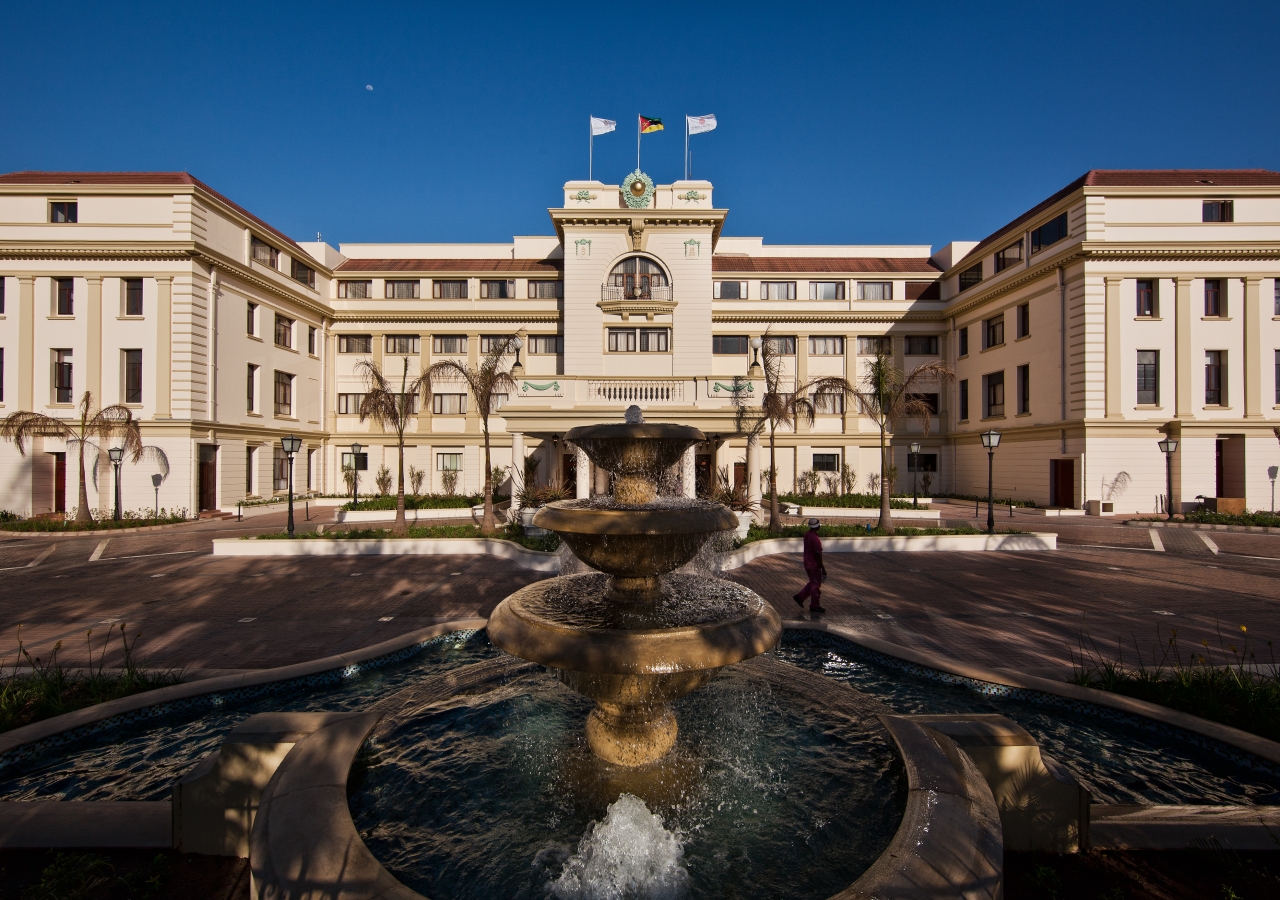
[1,507,1277,681]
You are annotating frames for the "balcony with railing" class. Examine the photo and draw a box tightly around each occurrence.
[600,284,674,302]
[588,380,685,403]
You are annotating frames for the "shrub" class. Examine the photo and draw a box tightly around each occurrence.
[374,464,392,496]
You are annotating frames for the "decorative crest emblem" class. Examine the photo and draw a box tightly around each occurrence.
[621,169,655,209]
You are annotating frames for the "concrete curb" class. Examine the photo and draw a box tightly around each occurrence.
[790,621,1280,769]
[0,518,209,540]
[211,536,559,571]
[1126,519,1280,535]
[721,532,1057,569]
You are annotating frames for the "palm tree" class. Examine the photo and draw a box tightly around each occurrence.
[733,330,855,533]
[427,336,518,533]
[855,349,954,534]
[355,357,432,536]
[1,391,146,523]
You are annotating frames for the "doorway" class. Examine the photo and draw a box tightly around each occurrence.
[733,462,746,493]
[561,453,577,495]
[53,452,66,513]
[1049,459,1075,508]
[695,454,712,497]
[1217,436,1245,497]
[198,445,217,511]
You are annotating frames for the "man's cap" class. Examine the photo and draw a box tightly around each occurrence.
[807,518,820,528]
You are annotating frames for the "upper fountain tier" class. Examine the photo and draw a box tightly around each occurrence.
[566,413,701,505]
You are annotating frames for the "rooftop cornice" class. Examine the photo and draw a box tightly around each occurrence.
[548,207,728,245]
[331,312,561,325]
[712,311,943,324]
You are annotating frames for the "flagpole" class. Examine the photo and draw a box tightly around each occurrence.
[589,118,593,181]
[636,115,641,170]
[684,116,689,181]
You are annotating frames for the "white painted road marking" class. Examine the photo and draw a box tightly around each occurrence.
[89,540,109,561]
[239,617,256,623]
[1149,529,1164,552]
[1198,532,1220,554]
[0,544,63,571]
[109,550,200,561]
[1153,610,1175,615]
[379,616,394,622]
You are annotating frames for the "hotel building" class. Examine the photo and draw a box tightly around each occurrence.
[0,168,1277,517]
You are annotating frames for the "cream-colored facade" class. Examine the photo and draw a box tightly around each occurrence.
[1,169,1277,517]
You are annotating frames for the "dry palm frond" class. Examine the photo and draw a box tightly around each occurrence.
[355,357,432,535]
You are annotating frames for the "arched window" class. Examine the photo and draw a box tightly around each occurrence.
[609,256,669,299]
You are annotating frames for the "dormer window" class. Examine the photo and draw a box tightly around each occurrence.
[290,258,315,288]
[49,201,77,223]
[1030,212,1069,253]
[251,237,278,268]
[959,263,983,290]
[994,241,1022,272]
[1203,200,1233,222]
[608,256,668,300]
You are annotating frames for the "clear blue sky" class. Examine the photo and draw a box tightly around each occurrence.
[3,1,1278,251]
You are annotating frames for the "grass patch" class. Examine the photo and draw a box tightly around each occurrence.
[773,492,918,510]
[1,624,183,734]
[1181,509,1280,528]
[933,493,1039,508]
[1069,625,1280,742]
[741,523,994,544]
[342,493,508,512]
[0,513,189,532]
[249,522,562,552]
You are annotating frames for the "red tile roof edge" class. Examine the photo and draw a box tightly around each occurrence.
[0,171,303,254]
[334,258,563,273]
[711,257,940,274]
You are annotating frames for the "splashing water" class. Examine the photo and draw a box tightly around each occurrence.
[549,793,691,900]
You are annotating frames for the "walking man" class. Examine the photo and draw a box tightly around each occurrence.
[793,518,827,613]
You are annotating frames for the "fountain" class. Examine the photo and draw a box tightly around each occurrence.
[488,406,782,766]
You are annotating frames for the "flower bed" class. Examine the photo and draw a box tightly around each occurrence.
[773,493,917,509]
[741,523,998,544]
[1181,509,1280,529]
[249,523,558,552]
[0,511,189,532]
[341,493,508,512]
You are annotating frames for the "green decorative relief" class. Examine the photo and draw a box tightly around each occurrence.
[574,190,593,201]
[522,381,561,392]
[682,190,704,201]
[712,381,753,393]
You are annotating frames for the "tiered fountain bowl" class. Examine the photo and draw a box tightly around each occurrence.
[487,408,782,767]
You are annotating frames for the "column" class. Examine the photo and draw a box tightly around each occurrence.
[1104,276,1122,418]
[844,332,859,434]
[86,276,102,402]
[681,446,696,498]
[510,432,525,515]
[18,276,34,409]
[575,445,589,499]
[1175,277,1194,418]
[1244,277,1264,418]
[155,276,172,418]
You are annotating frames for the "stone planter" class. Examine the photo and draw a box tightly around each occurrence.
[734,511,752,542]
[521,507,550,537]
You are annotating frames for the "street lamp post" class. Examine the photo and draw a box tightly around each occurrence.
[280,435,302,537]
[151,473,162,517]
[909,441,922,508]
[980,431,1001,535]
[350,441,363,510]
[1157,437,1178,521]
[107,447,124,521]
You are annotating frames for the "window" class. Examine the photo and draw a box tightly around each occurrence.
[857,281,892,301]
[480,280,516,299]
[1203,200,1233,223]
[53,350,73,404]
[274,371,293,416]
[433,335,467,354]
[274,446,289,492]
[0,277,5,314]
[907,393,940,414]
[1137,280,1155,317]
[433,280,468,299]
[984,314,1005,349]
[1016,303,1029,339]
[529,335,563,354]
[251,237,278,268]
[959,379,969,420]
[809,282,846,300]
[607,328,636,352]
[433,394,467,415]
[479,335,515,353]
[765,335,797,355]
[491,393,508,411]
[290,258,315,288]
[247,364,258,412]
[274,314,293,349]
[984,371,1005,417]
[308,326,317,355]
[958,263,983,291]
[904,336,938,356]
[994,241,1023,272]
[761,281,796,301]
[1030,212,1069,253]
[1016,364,1030,414]
[55,278,74,316]
[812,393,845,414]
[337,335,372,353]
[958,326,969,356]
[124,279,143,316]
[1276,350,1280,406]
[246,447,255,495]
[1137,351,1159,405]
[247,302,257,335]
[337,393,364,414]
[385,335,420,354]
[713,281,747,299]
[857,336,891,355]
[307,449,316,491]
[123,350,142,404]
[528,280,564,299]
[812,453,839,472]
[338,280,372,299]
[0,348,4,402]
[808,336,844,356]
[438,452,463,471]
[387,280,422,299]
[1205,351,1224,406]
[395,393,421,414]
[608,257,667,299]
[1205,279,1224,317]
[712,335,748,355]
[908,453,938,473]
[49,201,77,223]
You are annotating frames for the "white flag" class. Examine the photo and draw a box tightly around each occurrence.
[590,116,616,136]
[687,114,717,135]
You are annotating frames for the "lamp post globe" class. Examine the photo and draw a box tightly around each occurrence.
[280,434,302,538]
[979,431,1001,534]
[107,447,124,522]
[749,336,763,374]
[909,442,922,507]
[511,336,524,373]
[1157,437,1178,521]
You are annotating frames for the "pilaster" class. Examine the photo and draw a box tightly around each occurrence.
[1174,276,1193,419]
[155,276,172,418]
[18,276,34,409]
[86,276,102,403]
[1104,276,1122,418]
[1244,276,1263,418]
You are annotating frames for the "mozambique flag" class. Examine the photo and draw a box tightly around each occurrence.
[639,116,664,133]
